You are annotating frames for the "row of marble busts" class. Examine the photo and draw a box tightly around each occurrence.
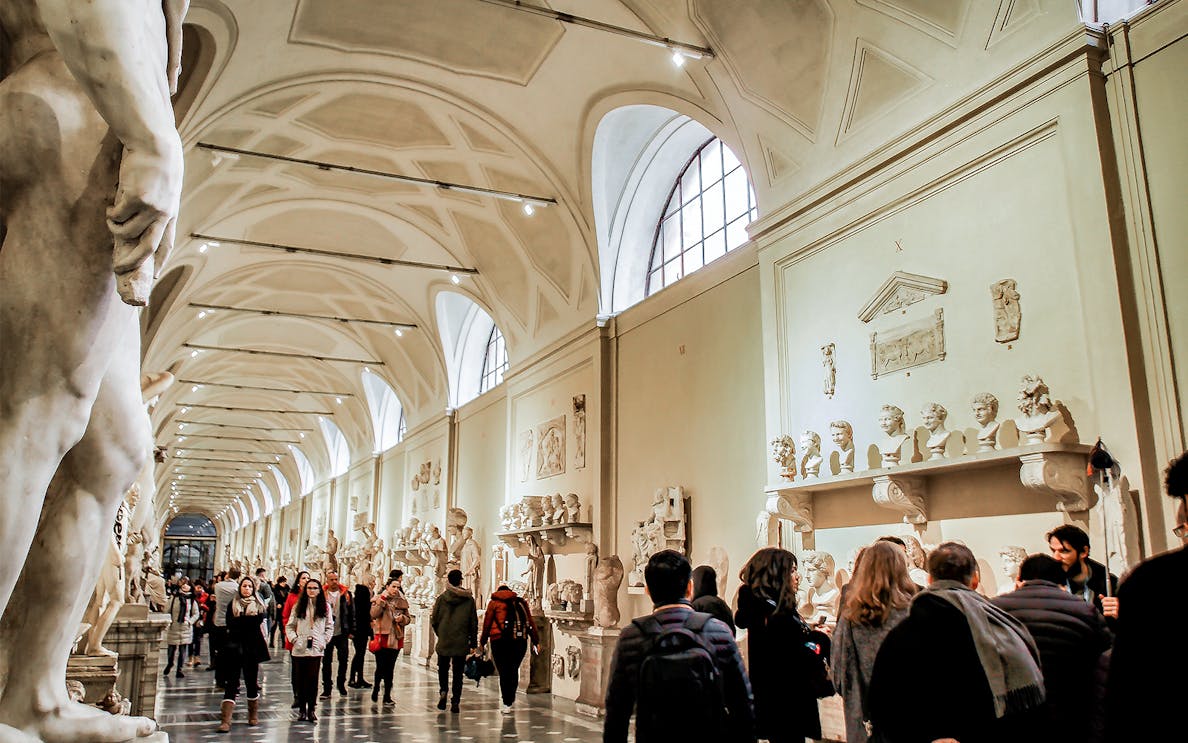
[499,493,583,531]
[773,374,1070,478]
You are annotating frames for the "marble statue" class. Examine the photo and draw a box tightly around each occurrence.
[523,498,545,528]
[821,342,836,398]
[492,545,508,588]
[564,493,582,522]
[972,393,1001,452]
[902,535,930,587]
[551,654,565,678]
[546,582,563,610]
[799,430,823,479]
[584,544,599,597]
[830,420,856,474]
[991,278,1022,343]
[460,527,481,599]
[628,487,687,587]
[798,551,841,626]
[920,402,953,459]
[771,434,796,480]
[707,546,730,599]
[549,493,567,525]
[522,536,546,610]
[499,505,513,531]
[1015,374,1062,444]
[592,555,625,628]
[877,404,911,467]
[144,563,167,611]
[370,538,387,586]
[566,645,581,679]
[573,394,587,469]
[997,545,1027,596]
[324,529,340,574]
[303,543,324,572]
[560,580,584,610]
[78,528,126,658]
[425,526,448,580]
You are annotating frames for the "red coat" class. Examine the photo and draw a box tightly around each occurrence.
[480,589,538,645]
[281,592,300,650]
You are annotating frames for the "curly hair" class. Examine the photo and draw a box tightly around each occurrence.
[739,547,799,614]
[842,541,916,626]
[1166,450,1188,499]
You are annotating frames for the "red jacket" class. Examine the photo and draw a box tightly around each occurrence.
[480,589,538,645]
[281,592,301,650]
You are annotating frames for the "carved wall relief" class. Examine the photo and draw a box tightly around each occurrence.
[535,416,566,479]
[870,308,946,378]
[518,429,533,482]
[627,487,688,587]
[573,394,586,469]
[821,342,836,398]
[991,278,1021,342]
[858,271,948,322]
[566,645,581,679]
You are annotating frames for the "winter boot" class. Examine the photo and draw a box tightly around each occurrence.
[217,700,234,733]
[247,697,259,726]
[382,682,393,705]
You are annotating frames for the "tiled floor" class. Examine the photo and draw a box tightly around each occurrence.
[155,649,604,742]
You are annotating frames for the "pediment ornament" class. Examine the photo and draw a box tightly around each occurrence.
[858,271,948,323]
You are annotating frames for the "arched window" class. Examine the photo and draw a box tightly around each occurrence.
[398,409,407,441]
[646,137,757,296]
[361,369,404,452]
[269,465,291,507]
[480,325,508,394]
[258,480,274,517]
[318,417,350,477]
[289,446,315,495]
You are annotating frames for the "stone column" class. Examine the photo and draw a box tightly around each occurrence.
[521,612,553,693]
[574,625,620,717]
[105,605,170,718]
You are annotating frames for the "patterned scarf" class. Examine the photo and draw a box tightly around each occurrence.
[231,594,261,617]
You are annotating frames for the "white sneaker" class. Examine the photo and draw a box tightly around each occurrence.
[501,704,513,715]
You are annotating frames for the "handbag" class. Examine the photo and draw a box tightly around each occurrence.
[802,628,836,699]
[463,650,496,685]
[368,633,388,654]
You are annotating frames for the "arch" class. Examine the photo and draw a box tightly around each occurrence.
[258,479,274,517]
[269,465,292,507]
[318,417,351,477]
[435,291,507,407]
[140,264,192,352]
[290,446,316,495]
[165,513,218,538]
[234,499,250,527]
[361,368,405,452]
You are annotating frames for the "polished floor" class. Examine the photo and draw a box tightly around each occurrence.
[156,646,604,742]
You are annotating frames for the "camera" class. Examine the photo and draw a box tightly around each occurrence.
[306,637,313,649]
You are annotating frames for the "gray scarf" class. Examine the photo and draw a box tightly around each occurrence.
[924,580,1045,718]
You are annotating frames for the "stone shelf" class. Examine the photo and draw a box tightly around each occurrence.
[543,608,596,633]
[495,522,594,555]
[765,442,1093,531]
[388,547,429,567]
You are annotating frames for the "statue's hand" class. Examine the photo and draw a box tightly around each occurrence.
[108,134,183,304]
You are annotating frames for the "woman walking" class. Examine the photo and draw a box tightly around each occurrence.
[281,571,309,707]
[216,577,270,732]
[349,580,373,689]
[188,581,207,668]
[163,577,199,678]
[479,583,538,714]
[270,575,289,648]
[736,547,827,743]
[830,542,916,743]
[286,577,332,722]
[369,574,411,704]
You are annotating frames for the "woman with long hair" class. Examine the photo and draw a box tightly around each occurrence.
[189,580,207,667]
[163,576,198,678]
[735,547,824,742]
[281,571,309,708]
[831,542,917,742]
[369,573,411,705]
[286,577,332,722]
[217,577,270,732]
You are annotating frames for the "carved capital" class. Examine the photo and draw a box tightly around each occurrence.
[765,492,813,533]
[1019,452,1091,512]
[872,475,928,525]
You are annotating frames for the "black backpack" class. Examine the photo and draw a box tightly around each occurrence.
[632,612,727,741]
[500,597,529,640]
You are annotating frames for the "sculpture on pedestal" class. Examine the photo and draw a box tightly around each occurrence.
[563,493,582,522]
[972,393,1001,452]
[573,394,587,469]
[522,536,546,611]
[830,420,856,474]
[997,545,1027,595]
[627,488,688,587]
[0,1,186,738]
[799,431,823,479]
[592,555,624,628]
[1015,374,1062,444]
[877,404,911,467]
[798,551,840,626]
[771,435,796,481]
[920,403,953,460]
[459,527,481,600]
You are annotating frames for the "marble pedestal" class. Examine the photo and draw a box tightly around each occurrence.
[65,653,120,706]
[105,605,169,718]
[520,612,553,694]
[574,626,620,717]
[407,605,435,668]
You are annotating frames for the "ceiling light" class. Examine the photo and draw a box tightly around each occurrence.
[298,432,305,439]
[450,274,461,285]
[190,350,199,358]
[363,366,370,373]
[671,49,688,67]
[197,311,207,319]
[181,407,189,414]
[522,202,535,216]
[335,397,343,405]
[191,386,199,392]
[394,329,404,338]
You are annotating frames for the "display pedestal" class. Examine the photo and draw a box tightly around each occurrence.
[521,612,553,693]
[106,606,169,718]
[407,605,435,668]
[574,626,620,717]
[65,654,120,706]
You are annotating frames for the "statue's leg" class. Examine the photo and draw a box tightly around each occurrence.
[0,315,157,742]
[0,51,123,632]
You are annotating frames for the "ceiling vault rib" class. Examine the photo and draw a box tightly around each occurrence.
[170,432,303,444]
[178,377,355,397]
[187,302,418,330]
[183,343,381,366]
[177,402,332,415]
[190,234,477,276]
[171,455,273,465]
[193,143,556,207]
[172,445,284,455]
[173,421,313,433]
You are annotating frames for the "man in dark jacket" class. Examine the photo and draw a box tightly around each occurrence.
[320,571,351,698]
[1047,524,1119,621]
[868,542,1045,743]
[690,565,735,634]
[430,569,477,713]
[604,550,754,743]
[992,553,1112,740]
[1105,450,1188,741]
[348,582,372,688]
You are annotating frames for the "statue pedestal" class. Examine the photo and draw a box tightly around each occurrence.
[574,626,620,717]
[65,654,120,705]
[521,612,553,694]
[105,609,169,718]
[407,605,435,668]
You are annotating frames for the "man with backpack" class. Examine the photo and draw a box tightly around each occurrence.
[480,583,540,714]
[603,550,754,743]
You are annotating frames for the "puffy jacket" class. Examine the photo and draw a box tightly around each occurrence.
[480,589,539,645]
[165,591,200,646]
[430,584,477,657]
[371,589,411,642]
[286,604,334,658]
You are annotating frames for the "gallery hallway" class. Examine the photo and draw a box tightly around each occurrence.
[155,653,604,742]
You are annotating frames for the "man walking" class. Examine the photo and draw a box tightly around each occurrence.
[210,568,240,688]
[603,550,754,743]
[868,542,1045,743]
[254,568,275,643]
[992,553,1112,740]
[430,569,477,713]
[320,571,352,698]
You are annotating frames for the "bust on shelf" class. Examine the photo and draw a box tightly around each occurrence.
[877,404,911,467]
[1015,374,1063,444]
[797,550,840,627]
[997,545,1027,596]
[771,435,796,481]
[799,430,823,479]
[830,420,855,474]
[972,393,1001,452]
[920,402,953,460]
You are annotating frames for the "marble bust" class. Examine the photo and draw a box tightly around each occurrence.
[830,420,856,474]
[1015,374,1062,444]
[799,431,823,479]
[972,393,1001,452]
[771,435,796,480]
[997,545,1027,595]
[920,402,952,459]
[798,550,840,626]
[877,405,910,467]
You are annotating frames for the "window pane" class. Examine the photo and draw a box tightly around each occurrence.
[680,198,702,250]
[683,245,703,272]
[664,189,680,219]
[704,228,726,263]
[726,215,750,251]
[723,143,741,173]
[724,168,749,222]
[664,258,682,287]
[702,181,724,235]
[663,214,681,262]
[680,160,700,202]
[700,140,723,186]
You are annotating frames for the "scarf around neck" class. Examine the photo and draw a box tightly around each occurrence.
[231,593,261,617]
[924,580,1045,718]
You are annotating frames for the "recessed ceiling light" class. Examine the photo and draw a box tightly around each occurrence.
[450,274,461,285]
[522,203,535,216]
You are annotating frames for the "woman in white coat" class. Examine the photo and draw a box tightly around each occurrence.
[163,577,199,678]
[285,577,333,722]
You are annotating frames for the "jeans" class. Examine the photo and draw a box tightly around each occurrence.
[374,647,400,693]
[350,635,370,684]
[189,632,202,663]
[165,644,188,671]
[293,655,322,711]
[437,655,465,703]
[222,651,259,702]
[321,633,349,691]
[490,638,528,706]
[207,626,227,682]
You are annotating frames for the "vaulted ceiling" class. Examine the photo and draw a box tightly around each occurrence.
[149,0,1085,525]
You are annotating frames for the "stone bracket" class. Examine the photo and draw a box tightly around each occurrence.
[765,491,813,533]
[1019,451,1092,512]
[872,475,928,525]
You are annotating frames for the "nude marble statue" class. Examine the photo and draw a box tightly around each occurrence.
[972,393,1001,453]
[592,555,624,628]
[920,402,953,460]
[0,3,186,737]
[877,404,911,467]
[830,420,856,474]
[799,431,823,479]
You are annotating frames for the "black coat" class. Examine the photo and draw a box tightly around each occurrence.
[224,604,270,665]
[734,585,821,741]
[992,580,1112,740]
[353,584,373,638]
[691,566,736,634]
